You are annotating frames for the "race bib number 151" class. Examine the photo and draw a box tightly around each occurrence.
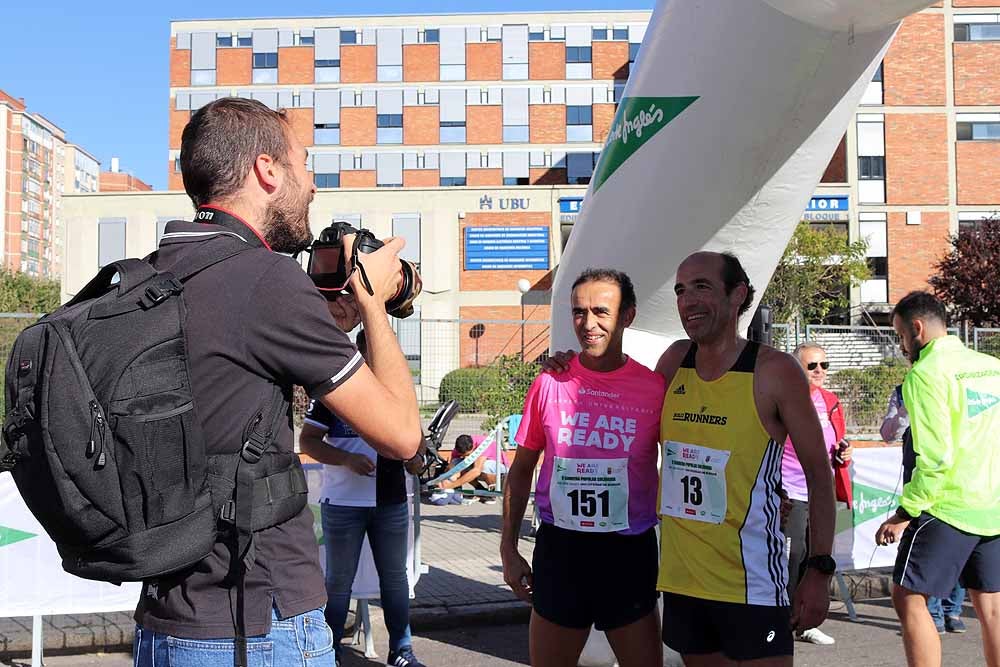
[549,457,629,532]
[660,441,730,524]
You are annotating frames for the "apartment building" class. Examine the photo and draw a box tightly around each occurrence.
[1,89,100,279]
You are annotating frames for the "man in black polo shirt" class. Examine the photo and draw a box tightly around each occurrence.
[132,97,422,667]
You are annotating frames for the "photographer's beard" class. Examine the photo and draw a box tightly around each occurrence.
[264,170,314,254]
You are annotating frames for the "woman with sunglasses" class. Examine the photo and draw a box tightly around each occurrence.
[782,343,853,646]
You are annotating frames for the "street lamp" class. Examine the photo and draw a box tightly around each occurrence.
[517,278,531,361]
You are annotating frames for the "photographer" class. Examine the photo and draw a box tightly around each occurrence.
[132,97,421,667]
[300,330,427,667]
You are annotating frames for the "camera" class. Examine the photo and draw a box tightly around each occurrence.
[306,221,422,319]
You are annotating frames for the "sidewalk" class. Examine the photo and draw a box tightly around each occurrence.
[0,499,886,658]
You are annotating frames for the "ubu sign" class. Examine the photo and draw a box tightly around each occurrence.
[479,195,531,211]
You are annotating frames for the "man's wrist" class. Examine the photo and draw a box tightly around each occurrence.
[895,506,914,521]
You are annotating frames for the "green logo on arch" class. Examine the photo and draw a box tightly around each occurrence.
[967,388,1000,418]
[0,525,37,548]
[592,96,699,193]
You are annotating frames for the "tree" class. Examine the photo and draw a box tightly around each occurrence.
[763,222,870,324]
[475,354,539,432]
[929,216,1000,327]
[0,270,61,314]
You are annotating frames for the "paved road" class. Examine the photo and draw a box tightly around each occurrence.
[9,598,985,667]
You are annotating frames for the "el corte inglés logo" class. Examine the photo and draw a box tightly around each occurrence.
[592,96,699,192]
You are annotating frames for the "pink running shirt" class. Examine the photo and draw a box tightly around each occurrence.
[516,355,666,535]
[781,387,837,502]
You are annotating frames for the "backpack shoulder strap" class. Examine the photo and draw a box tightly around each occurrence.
[65,259,158,308]
[167,234,257,283]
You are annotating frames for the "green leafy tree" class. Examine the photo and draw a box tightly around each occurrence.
[929,216,1000,327]
[0,270,60,314]
[763,222,870,324]
[476,354,540,432]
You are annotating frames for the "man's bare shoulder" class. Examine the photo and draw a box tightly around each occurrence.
[655,340,693,380]
[756,345,808,391]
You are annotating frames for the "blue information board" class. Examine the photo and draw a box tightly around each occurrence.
[464,226,550,271]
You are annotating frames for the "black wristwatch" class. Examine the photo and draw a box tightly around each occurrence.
[805,554,836,575]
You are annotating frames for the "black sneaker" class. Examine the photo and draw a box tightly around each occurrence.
[388,646,426,667]
[945,616,967,633]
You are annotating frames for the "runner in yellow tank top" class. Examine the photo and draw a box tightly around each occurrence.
[653,252,837,666]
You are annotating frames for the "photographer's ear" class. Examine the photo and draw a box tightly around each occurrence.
[253,153,281,194]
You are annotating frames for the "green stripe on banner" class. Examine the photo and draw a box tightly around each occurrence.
[592,96,699,193]
[0,525,37,548]
[851,483,899,523]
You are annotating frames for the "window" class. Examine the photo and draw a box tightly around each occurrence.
[529,30,545,41]
[192,69,216,86]
[217,35,233,47]
[957,121,1000,140]
[341,30,357,44]
[98,218,127,268]
[503,126,529,142]
[629,42,640,63]
[425,29,440,43]
[440,176,467,186]
[440,121,467,143]
[566,46,592,63]
[315,173,340,188]
[238,35,252,47]
[174,156,181,172]
[253,53,278,68]
[872,63,883,82]
[592,28,608,41]
[955,22,1000,42]
[613,28,628,40]
[503,177,530,185]
[567,105,593,125]
[377,114,403,144]
[858,156,885,180]
[300,34,315,45]
[314,124,341,145]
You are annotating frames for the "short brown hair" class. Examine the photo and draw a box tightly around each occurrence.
[180,97,292,208]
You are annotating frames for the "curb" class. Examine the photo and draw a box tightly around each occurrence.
[0,571,891,659]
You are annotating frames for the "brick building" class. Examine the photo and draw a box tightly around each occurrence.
[62,5,1000,382]
[100,159,153,192]
[1,89,100,279]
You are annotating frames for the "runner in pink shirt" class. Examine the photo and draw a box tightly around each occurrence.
[501,268,665,667]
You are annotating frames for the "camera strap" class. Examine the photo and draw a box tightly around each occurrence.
[351,234,376,298]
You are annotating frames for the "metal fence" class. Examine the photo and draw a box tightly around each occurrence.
[2,312,998,440]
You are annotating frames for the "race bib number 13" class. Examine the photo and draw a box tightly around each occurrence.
[660,441,730,524]
[549,457,630,532]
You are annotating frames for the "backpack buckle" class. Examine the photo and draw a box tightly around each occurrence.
[241,437,266,464]
[142,277,184,307]
[220,500,236,524]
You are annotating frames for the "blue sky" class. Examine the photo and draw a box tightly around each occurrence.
[0,0,649,190]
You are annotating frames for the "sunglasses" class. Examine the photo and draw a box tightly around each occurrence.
[807,362,830,371]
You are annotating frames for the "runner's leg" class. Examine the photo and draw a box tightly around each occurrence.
[528,611,590,667]
[892,584,942,667]
[605,610,662,667]
[969,590,1000,667]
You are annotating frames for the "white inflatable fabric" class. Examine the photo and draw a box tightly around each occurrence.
[551,0,935,369]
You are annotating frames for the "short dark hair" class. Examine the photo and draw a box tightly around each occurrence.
[719,252,755,316]
[180,97,292,208]
[893,291,948,327]
[454,434,474,455]
[571,268,637,313]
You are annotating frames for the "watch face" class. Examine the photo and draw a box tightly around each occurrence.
[810,555,836,574]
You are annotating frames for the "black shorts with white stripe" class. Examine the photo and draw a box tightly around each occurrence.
[893,512,1000,597]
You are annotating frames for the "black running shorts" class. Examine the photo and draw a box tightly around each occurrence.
[531,522,658,631]
[661,592,793,661]
[894,512,1000,597]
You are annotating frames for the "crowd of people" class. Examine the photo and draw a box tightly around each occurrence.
[35,97,993,667]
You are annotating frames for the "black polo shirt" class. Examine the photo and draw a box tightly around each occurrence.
[133,206,363,639]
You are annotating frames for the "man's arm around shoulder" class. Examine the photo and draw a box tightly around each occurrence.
[654,340,692,385]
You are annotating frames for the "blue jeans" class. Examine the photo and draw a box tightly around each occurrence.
[321,502,412,653]
[133,606,334,666]
[927,583,967,623]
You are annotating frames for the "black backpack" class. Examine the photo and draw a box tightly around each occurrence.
[0,235,307,622]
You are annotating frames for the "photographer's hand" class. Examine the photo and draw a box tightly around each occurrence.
[327,295,360,332]
[343,234,407,309]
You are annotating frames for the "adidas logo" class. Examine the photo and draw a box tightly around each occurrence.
[674,384,686,395]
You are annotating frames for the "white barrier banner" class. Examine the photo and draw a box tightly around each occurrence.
[833,446,904,571]
[0,476,142,617]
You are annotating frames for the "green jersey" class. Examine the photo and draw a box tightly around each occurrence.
[901,335,1000,536]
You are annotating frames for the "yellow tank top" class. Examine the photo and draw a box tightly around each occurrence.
[657,341,788,606]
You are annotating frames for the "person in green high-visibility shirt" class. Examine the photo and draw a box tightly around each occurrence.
[876,291,1000,667]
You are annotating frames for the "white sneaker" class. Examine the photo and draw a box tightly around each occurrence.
[797,628,835,645]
